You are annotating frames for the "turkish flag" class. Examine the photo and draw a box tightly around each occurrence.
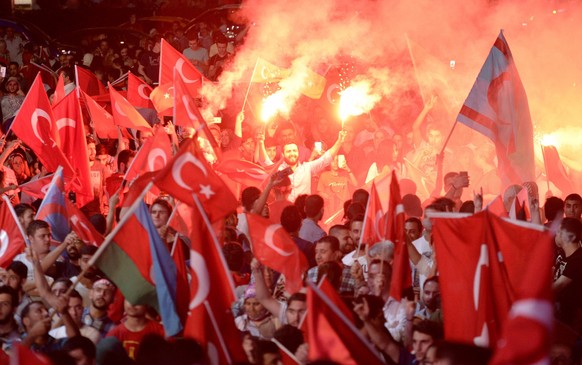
[485,195,508,217]
[127,72,154,109]
[432,210,553,350]
[124,129,172,183]
[149,82,174,115]
[51,90,93,207]
[109,83,152,131]
[75,65,107,96]
[81,91,118,139]
[0,198,26,268]
[215,159,269,189]
[167,202,194,237]
[18,173,54,200]
[386,171,411,301]
[246,213,309,294]
[171,235,190,325]
[52,72,66,105]
[154,138,237,222]
[184,205,245,363]
[542,145,575,195]
[159,38,204,87]
[306,281,384,365]
[64,199,104,247]
[11,344,53,364]
[10,74,75,177]
[361,181,385,246]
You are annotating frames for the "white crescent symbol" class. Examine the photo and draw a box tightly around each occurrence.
[182,96,199,122]
[176,59,199,84]
[171,152,208,190]
[326,83,341,104]
[264,224,294,257]
[114,101,127,117]
[137,84,150,100]
[260,66,269,80]
[41,184,51,195]
[56,118,76,130]
[473,244,489,310]
[0,230,8,258]
[189,250,210,309]
[31,108,52,144]
[147,148,167,172]
[71,215,95,245]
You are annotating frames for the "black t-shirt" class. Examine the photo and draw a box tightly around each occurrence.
[555,247,582,322]
[139,51,160,84]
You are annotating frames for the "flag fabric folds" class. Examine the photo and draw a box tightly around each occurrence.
[541,144,575,194]
[432,210,553,353]
[109,84,153,131]
[361,181,385,247]
[0,197,27,267]
[250,57,291,83]
[215,159,269,187]
[75,65,107,96]
[457,31,535,187]
[127,72,155,109]
[81,91,118,139]
[159,39,205,87]
[35,167,69,242]
[246,213,309,294]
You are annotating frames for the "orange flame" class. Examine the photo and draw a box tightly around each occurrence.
[338,81,380,123]
[260,93,290,122]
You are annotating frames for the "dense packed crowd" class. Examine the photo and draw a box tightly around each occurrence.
[0,9,580,365]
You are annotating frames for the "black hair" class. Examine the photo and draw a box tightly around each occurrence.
[7,261,27,281]
[63,336,97,361]
[305,194,324,218]
[0,286,18,308]
[413,320,444,341]
[273,325,304,354]
[544,196,564,222]
[26,219,50,237]
[281,205,302,233]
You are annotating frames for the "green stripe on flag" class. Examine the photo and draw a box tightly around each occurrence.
[96,242,159,310]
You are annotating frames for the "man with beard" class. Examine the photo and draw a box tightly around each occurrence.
[62,232,84,278]
[0,286,20,351]
[414,276,441,323]
[329,224,355,255]
[82,278,116,338]
[279,130,346,202]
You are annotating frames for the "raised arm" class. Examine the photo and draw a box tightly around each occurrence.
[412,95,437,148]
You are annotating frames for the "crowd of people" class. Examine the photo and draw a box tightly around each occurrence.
[0,9,580,365]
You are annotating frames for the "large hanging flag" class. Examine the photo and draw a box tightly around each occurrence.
[127,72,155,109]
[10,74,74,177]
[95,201,182,336]
[51,90,93,207]
[154,138,237,222]
[0,196,27,267]
[457,31,535,187]
[109,83,153,131]
[246,213,309,294]
[432,210,553,350]
[35,167,70,242]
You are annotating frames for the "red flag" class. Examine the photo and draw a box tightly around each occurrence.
[149,82,174,115]
[171,235,190,325]
[109,83,152,131]
[489,215,554,365]
[10,74,74,177]
[246,213,309,294]
[52,72,66,105]
[485,195,508,217]
[457,31,535,187]
[154,138,237,222]
[184,205,245,363]
[127,72,155,109]
[64,198,104,246]
[18,174,54,200]
[159,38,204,87]
[215,159,269,187]
[81,91,118,139]
[541,144,575,194]
[307,281,384,365]
[124,129,172,183]
[168,202,194,236]
[0,197,27,268]
[386,171,411,301]
[75,65,107,96]
[360,181,385,246]
[51,90,93,207]
[432,210,552,348]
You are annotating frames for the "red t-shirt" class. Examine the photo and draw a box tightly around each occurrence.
[106,320,165,359]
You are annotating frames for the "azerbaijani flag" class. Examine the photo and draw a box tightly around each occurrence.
[95,201,182,336]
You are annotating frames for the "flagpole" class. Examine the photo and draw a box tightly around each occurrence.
[272,338,301,364]
[170,232,179,257]
[438,119,458,156]
[63,181,155,299]
[540,143,550,192]
[192,195,237,297]
[405,33,425,104]
[241,58,259,112]
[204,301,233,365]
[2,195,30,246]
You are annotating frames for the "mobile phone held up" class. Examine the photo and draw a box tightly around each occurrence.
[275,167,293,180]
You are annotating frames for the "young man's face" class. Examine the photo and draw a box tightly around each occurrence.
[412,331,434,361]
[283,144,299,167]
[564,199,582,219]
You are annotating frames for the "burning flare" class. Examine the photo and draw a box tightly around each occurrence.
[260,92,291,122]
[338,81,380,125]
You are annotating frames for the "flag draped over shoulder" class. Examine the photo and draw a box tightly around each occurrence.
[432,210,553,357]
[246,213,309,294]
[95,201,182,336]
[457,31,535,187]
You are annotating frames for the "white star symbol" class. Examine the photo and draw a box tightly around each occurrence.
[164,93,171,99]
[105,113,112,119]
[199,184,215,199]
